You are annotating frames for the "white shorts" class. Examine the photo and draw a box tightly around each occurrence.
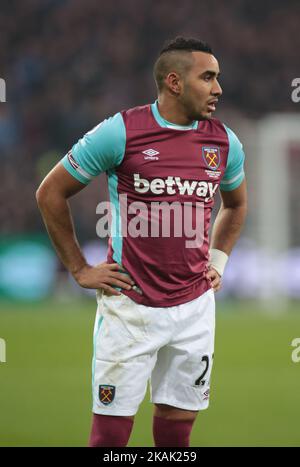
[92,288,215,416]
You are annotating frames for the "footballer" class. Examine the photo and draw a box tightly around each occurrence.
[36,37,247,447]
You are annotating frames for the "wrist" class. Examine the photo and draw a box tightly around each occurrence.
[209,248,228,276]
[71,262,90,280]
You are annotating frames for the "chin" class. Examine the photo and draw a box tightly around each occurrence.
[196,112,211,121]
[189,108,212,121]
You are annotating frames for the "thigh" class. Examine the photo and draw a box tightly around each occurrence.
[92,292,158,416]
[150,289,215,411]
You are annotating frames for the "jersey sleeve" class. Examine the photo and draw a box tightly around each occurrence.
[220,125,245,191]
[61,112,126,184]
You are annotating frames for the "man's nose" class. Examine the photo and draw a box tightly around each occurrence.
[212,80,222,97]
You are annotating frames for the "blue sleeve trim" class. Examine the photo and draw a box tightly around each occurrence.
[60,112,126,184]
[71,112,126,176]
[61,155,90,185]
[220,171,245,191]
[221,124,245,191]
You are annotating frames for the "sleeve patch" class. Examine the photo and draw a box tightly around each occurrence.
[67,151,94,180]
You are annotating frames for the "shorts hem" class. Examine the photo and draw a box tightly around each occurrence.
[92,407,137,416]
[151,397,209,412]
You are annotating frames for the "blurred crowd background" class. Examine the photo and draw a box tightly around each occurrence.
[0,0,300,300]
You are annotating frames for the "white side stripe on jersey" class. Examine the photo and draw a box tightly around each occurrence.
[67,151,95,180]
[220,170,244,185]
[76,165,95,180]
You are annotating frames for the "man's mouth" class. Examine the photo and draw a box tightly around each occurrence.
[207,99,218,112]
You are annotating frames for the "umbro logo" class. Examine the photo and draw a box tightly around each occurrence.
[142,149,160,160]
[142,149,159,156]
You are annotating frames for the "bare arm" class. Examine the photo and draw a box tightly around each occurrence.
[206,179,248,290]
[36,163,134,295]
[211,179,247,254]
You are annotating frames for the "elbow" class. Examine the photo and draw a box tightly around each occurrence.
[223,200,248,224]
[235,201,248,219]
[36,181,49,209]
[240,199,248,217]
[238,202,248,227]
[36,179,67,212]
[35,186,41,206]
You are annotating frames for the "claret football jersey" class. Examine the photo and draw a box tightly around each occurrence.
[62,101,245,307]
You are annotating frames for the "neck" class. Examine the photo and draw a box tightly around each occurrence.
[157,94,194,126]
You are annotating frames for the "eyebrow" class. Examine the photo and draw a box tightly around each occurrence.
[200,70,221,78]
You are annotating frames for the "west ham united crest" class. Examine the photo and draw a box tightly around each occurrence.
[99,385,116,405]
[202,147,221,171]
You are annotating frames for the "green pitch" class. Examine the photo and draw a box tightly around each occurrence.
[0,298,300,447]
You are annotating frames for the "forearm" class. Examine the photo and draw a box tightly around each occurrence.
[210,202,247,255]
[36,190,87,276]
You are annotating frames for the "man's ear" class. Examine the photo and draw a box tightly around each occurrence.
[165,72,182,95]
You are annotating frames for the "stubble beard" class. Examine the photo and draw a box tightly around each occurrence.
[180,90,210,122]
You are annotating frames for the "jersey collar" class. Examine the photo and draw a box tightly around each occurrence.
[151,100,198,130]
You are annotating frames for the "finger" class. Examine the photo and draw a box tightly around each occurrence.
[212,279,221,288]
[214,285,222,292]
[210,277,221,288]
[104,277,133,290]
[209,273,221,287]
[101,284,121,296]
[107,263,125,271]
[206,270,218,281]
[110,271,135,285]
[206,267,221,279]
